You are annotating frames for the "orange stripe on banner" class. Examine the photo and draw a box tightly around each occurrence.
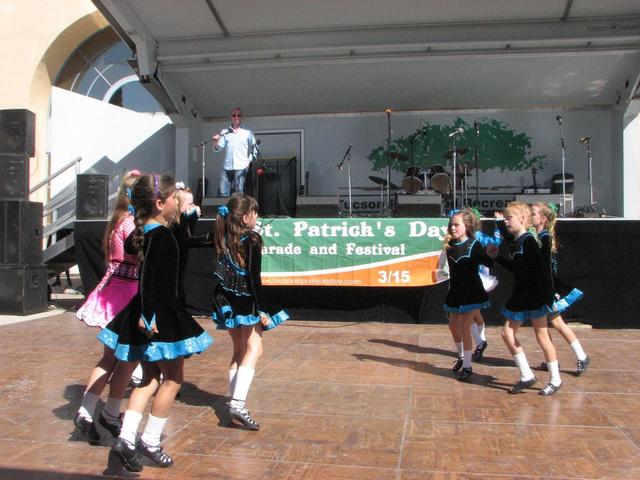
[262,256,442,287]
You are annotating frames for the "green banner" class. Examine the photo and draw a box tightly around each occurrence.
[260,217,449,287]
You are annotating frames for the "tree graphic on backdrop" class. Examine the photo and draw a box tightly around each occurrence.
[367,116,546,174]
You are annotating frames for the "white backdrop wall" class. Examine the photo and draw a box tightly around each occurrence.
[204,107,616,215]
[49,87,175,196]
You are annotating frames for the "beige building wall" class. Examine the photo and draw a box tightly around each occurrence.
[0,0,108,203]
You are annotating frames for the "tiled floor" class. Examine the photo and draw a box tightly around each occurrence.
[0,314,638,479]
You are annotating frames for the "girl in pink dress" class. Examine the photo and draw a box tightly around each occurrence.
[74,170,142,443]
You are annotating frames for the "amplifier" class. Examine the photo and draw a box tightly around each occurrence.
[0,200,43,265]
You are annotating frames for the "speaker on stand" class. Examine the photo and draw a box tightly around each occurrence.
[76,174,109,220]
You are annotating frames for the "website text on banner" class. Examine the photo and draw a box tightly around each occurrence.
[259,218,449,287]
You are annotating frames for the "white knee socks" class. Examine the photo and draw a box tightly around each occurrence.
[119,410,143,446]
[570,340,587,361]
[140,413,168,449]
[229,366,255,409]
[78,391,99,421]
[513,352,535,381]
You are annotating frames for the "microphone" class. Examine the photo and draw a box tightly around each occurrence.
[556,115,562,124]
[474,121,480,135]
[580,136,591,144]
[385,108,392,116]
[448,127,464,138]
[337,144,352,170]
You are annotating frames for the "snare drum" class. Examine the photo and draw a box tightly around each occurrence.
[402,166,423,194]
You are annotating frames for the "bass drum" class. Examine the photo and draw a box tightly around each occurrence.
[427,165,450,193]
[401,166,423,194]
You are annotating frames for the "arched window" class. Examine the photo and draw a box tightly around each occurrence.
[55,28,163,114]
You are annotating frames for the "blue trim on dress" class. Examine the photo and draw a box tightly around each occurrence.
[143,223,162,233]
[212,306,289,331]
[475,231,502,247]
[501,305,552,321]
[553,288,583,314]
[443,301,490,314]
[448,239,476,263]
[97,329,213,362]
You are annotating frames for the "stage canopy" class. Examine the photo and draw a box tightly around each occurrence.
[92,0,640,120]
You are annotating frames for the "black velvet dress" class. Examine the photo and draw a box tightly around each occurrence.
[539,230,583,315]
[212,231,288,330]
[98,223,213,361]
[496,231,555,321]
[444,238,494,313]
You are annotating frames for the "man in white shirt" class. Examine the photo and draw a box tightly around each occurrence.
[212,108,256,196]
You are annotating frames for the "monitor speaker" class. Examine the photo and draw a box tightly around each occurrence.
[0,265,47,315]
[76,174,109,220]
[0,200,43,265]
[257,157,297,217]
[0,155,29,200]
[0,109,35,157]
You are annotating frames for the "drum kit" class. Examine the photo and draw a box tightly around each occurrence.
[369,149,474,198]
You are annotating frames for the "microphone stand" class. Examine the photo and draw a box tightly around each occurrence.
[557,119,567,216]
[584,138,594,206]
[386,110,392,215]
[339,149,353,216]
[474,128,480,206]
[451,136,458,211]
[195,139,211,202]
[252,142,263,205]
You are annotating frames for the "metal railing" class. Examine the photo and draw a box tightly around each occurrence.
[31,156,82,238]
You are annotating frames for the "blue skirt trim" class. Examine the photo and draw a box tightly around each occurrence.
[97,329,213,362]
[553,288,583,314]
[443,301,490,314]
[212,305,289,331]
[501,305,552,322]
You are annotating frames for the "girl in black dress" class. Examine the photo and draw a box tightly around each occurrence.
[492,202,560,396]
[98,173,213,472]
[443,209,495,381]
[212,193,288,430]
[531,202,589,375]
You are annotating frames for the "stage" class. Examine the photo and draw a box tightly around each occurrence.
[73,217,640,327]
[0,312,639,478]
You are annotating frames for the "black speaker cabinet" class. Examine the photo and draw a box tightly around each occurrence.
[0,155,29,200]
[0,200,43,265]
[0,265,47,315]
[257,157,297,217]
[76,174,109,220]
[0,109,35,157]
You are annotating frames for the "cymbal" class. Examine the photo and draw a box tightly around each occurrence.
[369,175,399,190]
[385,151,409,161]
[444,147,469,159]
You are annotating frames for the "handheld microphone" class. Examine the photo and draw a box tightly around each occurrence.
[337,144,352,170]
[580,136,591,144]
[385,109,392,116]
[556,115,562,124]
[448,127,464,138]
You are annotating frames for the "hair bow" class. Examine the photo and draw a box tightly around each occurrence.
[218,205,229,217]
[469,207,482,219]
[447,208,460,218]
[547,202,559,213]
[176,181,186,190]
[128,169,142,177]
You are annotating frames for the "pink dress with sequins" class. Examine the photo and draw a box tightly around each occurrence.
[76,215,139,329]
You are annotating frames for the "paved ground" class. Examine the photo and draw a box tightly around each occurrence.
[0,312,639,479]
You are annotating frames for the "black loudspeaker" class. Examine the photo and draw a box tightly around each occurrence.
[0,155,29,200]
[0,200,43,265]
[0,109,35,157]
[0,265,47,315]
[76,174,109,220]
[257,157,297,217]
